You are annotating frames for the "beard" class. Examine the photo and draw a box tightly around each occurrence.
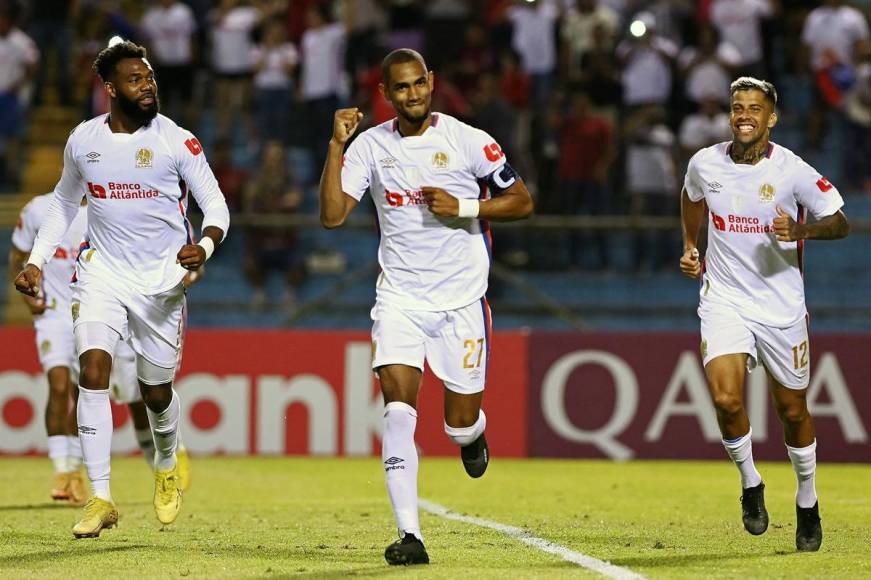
[116,92,159,124]
[399,103,430,125]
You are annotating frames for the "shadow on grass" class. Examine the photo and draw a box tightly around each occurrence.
[0,545,149,567]
[612,550,796,568]
[0,503,75,512]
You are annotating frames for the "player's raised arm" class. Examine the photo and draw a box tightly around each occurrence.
[319,108,363,229]
[16,140,85,296]
[174,133,230,271]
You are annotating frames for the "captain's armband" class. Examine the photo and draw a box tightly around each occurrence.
[485,163,518,194]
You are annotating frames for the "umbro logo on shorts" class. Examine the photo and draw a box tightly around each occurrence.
[79,425,96,436]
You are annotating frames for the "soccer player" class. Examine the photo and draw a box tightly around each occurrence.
[680,77,849,552]
[319,48,534,565]
[10,193,194,503]
[13,38,228,538]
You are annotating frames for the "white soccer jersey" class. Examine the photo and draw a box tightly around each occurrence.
[12,194,86,315]
[341,113,506,311]
[685,141,845,327]
[29,114,230,295]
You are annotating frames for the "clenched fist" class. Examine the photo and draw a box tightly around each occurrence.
[331,108,363,145]
[422,187,459,217]
[773,205,806,242]
[14,264,42,297]
[177,244,206,271]
[679,247,701,279]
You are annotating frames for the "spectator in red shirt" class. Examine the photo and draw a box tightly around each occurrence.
[557,91,614,269]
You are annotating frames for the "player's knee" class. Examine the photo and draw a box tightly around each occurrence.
[711,392,744,418]
[444,409,486,446]
[777,403,808,425]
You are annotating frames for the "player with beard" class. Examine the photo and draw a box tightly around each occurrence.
[14,37,229,538]
[680,77,850,551]
[320,48,534,565]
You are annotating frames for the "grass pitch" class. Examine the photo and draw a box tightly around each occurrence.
[0,456,869,579]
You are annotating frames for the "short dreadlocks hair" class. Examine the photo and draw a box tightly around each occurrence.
[92,39,148,82]
[730,76,778,107]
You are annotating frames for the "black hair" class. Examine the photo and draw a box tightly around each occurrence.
[381,48,428,84]
[730,77,778,106]
[92,39,148,82]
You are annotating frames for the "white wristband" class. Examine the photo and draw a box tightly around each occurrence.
[197,237,215,261]
[26,253,46,271]
[457,199,480,218]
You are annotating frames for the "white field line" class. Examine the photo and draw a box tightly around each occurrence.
[419,499,645,580]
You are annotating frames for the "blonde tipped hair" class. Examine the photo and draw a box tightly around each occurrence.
[730,77,777,106]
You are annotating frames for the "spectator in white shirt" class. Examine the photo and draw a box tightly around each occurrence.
[679,24,741,107]
[801,0,870,148]
[678,97,731,162]
[141,0,198,128]
[507,0,561,107]
[709,0,776,78]
[209,0,262,140]
[300,4,346,172]
[252,18,298,145]
[560,0,619,83]
[0,6,38,187]
[616,12,679,109]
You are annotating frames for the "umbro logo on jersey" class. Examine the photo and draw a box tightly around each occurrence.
[380,156,398,168]
[707,181,723,194]
[86,151,101,163]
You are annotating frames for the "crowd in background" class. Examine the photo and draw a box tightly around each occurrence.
[0,0,869,280]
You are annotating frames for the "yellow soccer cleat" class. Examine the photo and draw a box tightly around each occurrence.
[176,445,191,492]
[67,472,89,507]
[72,498,119,538]
[51,472,71,501]
[153,464,182,525]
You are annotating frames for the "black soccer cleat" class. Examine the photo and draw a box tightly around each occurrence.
[796,502,823,552]
[384,534,429,565]
[460,433,489,478]
[740,482,769,535]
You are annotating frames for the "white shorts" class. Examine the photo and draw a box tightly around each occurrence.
[109,339,141,404]
[33,311,78,378]
[72,272,185,369]
[700,302,810,390]
[370,298,492,395]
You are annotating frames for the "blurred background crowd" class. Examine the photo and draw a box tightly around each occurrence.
[0,0,868,327]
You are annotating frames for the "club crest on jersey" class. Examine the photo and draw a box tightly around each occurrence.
[71,302,80,322]
[432,151,449,169]
[135,147,153,168]
[40,340,51,355]
[758,183,775,203]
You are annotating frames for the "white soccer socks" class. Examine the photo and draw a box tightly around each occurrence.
[722,428,763,489]
[67,434,83,471]
[135,427,157,468]
[47,435,69,473]
[77,387,113,501]
[444,409,486,446]
[787,440,818,508]
[147,389,180,471]
[382,401,421,540]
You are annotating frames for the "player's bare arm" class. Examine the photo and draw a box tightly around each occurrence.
[177,226,224,271]
[680,187,706,279]
[319,108,363,228]
[9,247,46,312]
[422,179,534,221]
[773,206,850,242]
